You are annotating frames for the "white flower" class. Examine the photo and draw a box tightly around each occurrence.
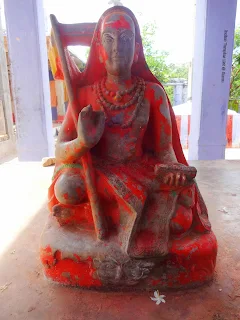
[150,290,166,305]
[108,0,123,6]
[218,207,228,213]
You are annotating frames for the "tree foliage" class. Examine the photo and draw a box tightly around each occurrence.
[141,23,188,103]
[141,23,170,83]
[229,25,240,111]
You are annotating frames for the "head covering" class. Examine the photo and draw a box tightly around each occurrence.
[81,6,156,85]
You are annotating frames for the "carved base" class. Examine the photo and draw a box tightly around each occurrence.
[40,215,217,291]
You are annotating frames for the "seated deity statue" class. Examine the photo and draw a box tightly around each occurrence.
[40,6,217,290]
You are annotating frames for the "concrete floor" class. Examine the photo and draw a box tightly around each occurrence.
[183,148,240,160]
[0,159,240,320]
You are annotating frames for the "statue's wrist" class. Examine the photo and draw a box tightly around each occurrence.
[76,136,92,150]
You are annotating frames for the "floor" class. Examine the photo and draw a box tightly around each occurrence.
[183,148,240,160]
[0,159,240,320]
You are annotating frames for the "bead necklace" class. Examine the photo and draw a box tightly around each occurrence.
[102,77,138,102]
[95,77,146,128]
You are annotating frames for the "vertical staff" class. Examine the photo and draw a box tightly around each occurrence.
[50,15,106,240]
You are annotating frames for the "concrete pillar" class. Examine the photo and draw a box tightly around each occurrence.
[182,83,188,103]
[173,84,183,106]
[189,0,237,160]
[0,101,6,136]
[55,80,65,118]
[187,62,192,101]
[4,0,54,161]
[0,3,16,160]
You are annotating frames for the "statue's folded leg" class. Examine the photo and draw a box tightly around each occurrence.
[51,168,88,226]
[170,186,195,235]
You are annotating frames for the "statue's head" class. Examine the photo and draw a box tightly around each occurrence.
[83,6,158,86]
[98,10,140,76]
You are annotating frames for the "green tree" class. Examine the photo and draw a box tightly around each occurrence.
[229,25,240,111]
[168,63,189,79]
[141,23,188,103]
[141,23,171,83]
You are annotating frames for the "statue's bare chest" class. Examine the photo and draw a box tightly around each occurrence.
[79,85,151,161]
[94,98,150,161]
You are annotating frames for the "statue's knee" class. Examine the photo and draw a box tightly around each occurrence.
[178,187,195,208]
[170,204,193,235]
[54,172,86,205]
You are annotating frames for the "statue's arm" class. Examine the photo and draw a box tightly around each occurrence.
[150,83,190,187]
[55,109,88,164]
[151,83,177,163]
[55,105,105,164]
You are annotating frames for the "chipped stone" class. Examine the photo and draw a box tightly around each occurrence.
[42,157,56,167]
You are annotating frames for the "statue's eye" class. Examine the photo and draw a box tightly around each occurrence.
[120,31,134,42]
[104,35,113,43]
[120,34,130,41]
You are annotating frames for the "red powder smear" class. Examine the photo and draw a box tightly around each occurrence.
[45,257,102,287]
[104,15,131,30]
[63,193,69,200]
[40,245,56,267]
[100,49,109,63]
[40,246,102,288]
[156,95,163,106]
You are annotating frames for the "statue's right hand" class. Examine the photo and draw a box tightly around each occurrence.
[77,105,105,148]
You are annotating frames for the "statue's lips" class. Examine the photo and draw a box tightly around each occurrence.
[112,56,125,61]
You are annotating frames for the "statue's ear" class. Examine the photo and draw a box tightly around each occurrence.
[134,42,140,63]
[98,45,104,64]
[99,52,104,63]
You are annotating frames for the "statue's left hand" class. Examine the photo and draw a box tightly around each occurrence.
[154,164,196,188]
[163,172,186,187]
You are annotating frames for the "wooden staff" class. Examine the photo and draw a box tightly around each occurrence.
[50,15,106,240]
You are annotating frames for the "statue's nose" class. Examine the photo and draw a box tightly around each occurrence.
[113,37,121,52]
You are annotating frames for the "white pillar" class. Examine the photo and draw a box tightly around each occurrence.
[187,62,192,100]
[183,83,188,103]
[55,80,65,118]
[0,3,16,160]
[4,0,54,161]
[173,84,183,106]
[189,0,237,160]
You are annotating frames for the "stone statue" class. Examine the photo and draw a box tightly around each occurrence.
[40,6,217,290]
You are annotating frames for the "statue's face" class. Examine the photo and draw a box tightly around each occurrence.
[100,12,136,76]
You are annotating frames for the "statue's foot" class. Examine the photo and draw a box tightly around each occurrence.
[94,257,155,286]
[52,204,74,226]
[127,231,169,258]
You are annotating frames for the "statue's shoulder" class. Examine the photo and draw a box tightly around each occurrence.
[77,84,96,107]
[145,81,167,103]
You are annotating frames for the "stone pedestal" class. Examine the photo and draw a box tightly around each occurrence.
[40,215,217,290]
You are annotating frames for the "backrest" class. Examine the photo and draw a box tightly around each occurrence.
[51,15,96,47]
[50,14,96,105]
